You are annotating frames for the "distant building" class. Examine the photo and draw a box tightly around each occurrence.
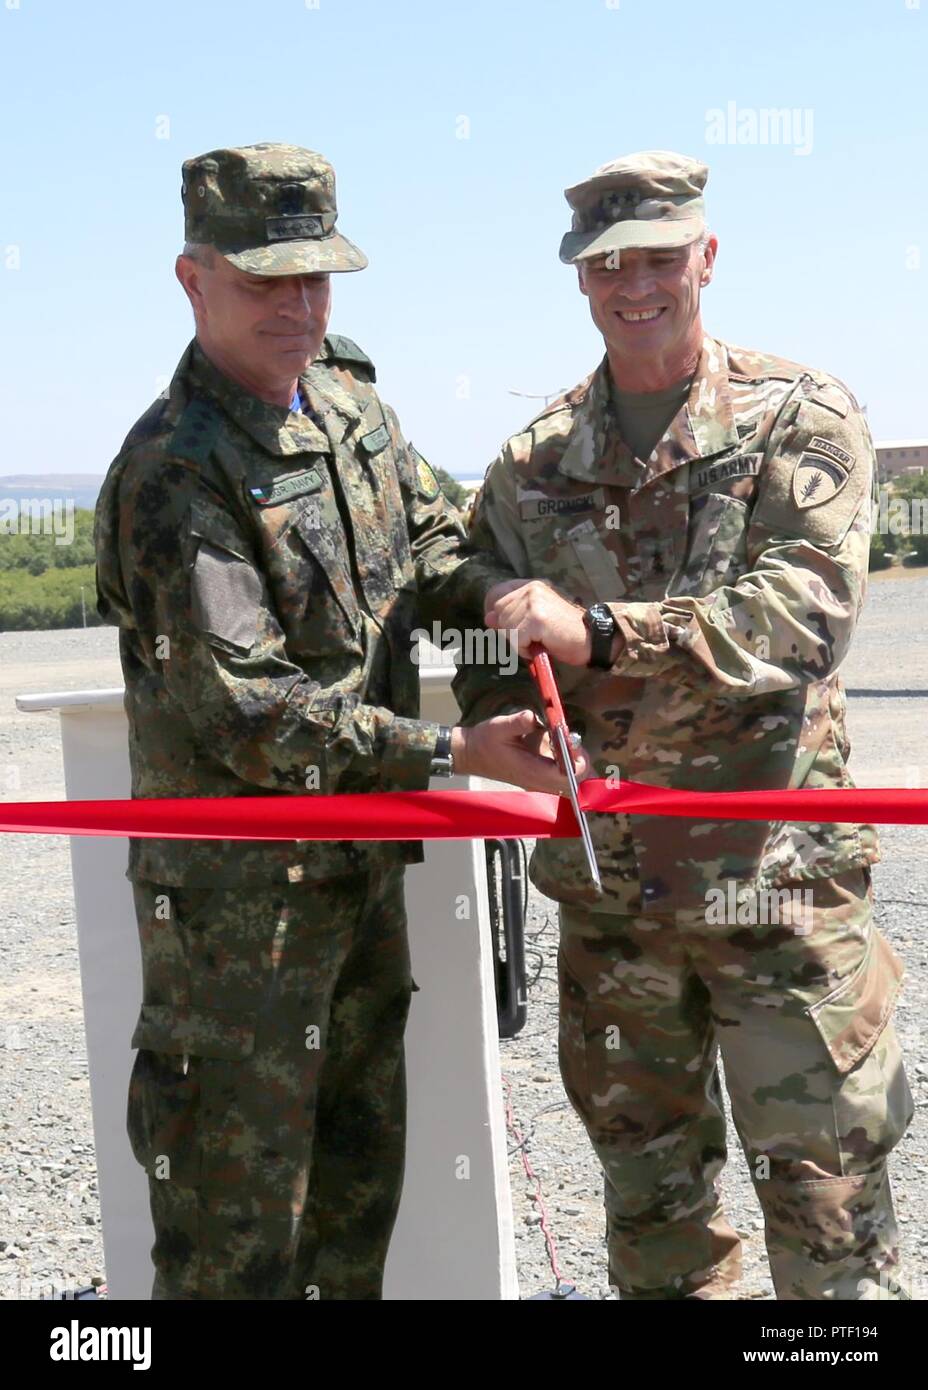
[876,441,928,482]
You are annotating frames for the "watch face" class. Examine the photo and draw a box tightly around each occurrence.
[588,604,613,633]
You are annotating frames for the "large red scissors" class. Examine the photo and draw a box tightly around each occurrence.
[527,644,602,894]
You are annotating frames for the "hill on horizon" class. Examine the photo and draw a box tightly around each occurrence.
[0,475,104,512]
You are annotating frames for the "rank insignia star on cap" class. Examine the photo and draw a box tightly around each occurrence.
[559,150,708,264]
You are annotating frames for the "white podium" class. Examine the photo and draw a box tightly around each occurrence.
[16,661,518,1301]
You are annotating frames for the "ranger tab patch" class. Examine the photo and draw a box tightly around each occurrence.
[412,447,441,501]
[807,436,855,470]
[249,468,323,507]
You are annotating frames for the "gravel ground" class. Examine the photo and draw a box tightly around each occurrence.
[0,570,926,1301]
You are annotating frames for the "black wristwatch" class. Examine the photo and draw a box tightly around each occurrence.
[583,603,618,669]
[430,725,455,778]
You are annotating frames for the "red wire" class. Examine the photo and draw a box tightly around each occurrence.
[502,1074,564,1289]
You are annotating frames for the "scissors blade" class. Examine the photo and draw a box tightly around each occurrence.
[554,725,602,894]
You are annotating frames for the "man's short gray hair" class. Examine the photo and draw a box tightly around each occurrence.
[182,241,217,267]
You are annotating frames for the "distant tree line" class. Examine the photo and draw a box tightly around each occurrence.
[870,473,928,571]
[0,508,102,631]
[0,474,471,633]
[0,472,919,630]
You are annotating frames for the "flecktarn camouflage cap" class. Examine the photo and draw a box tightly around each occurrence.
[182,143,368,274]
[559,150,707,264]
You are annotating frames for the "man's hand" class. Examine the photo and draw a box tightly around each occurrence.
[485,579,592,665]
[451,710,591,794]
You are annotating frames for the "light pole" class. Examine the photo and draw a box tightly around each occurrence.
[508,387,568,408]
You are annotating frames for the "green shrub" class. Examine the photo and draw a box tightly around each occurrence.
[868,531,894,570]
[0,562,102,631]
[905,533,928,566]
[433,466,468,511]
[0,506,96,572]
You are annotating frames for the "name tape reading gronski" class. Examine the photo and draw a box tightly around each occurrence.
[2,780,928,842]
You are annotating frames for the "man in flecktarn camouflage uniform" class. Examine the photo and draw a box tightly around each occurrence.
[455,151,913,1299]
[94,143,576,1300]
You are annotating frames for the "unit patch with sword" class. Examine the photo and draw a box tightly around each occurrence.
[792,436,856,510]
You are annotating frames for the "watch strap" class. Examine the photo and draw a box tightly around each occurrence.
[585,604,617,669]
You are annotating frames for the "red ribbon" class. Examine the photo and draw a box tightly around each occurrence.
[1,779,927,842]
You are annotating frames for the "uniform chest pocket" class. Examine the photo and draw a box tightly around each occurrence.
[350,435,416,595]
[377,459,416,592]
[676,492,751,597]
[519,493,610,604]
[519,514,578,595]
[565,518,623,602]
[262,494,362,658]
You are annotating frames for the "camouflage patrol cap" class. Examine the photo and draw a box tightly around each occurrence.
[181,143,367,274]
[559,150,707,264]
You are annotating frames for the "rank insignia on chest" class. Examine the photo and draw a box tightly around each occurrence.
[360,424,390,455]
[249,468,324,507]
[412,447,441,501]
[792,452,850,509]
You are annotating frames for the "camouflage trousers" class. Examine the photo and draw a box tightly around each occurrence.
[557,867,914,1300]
[127,863,412,1300]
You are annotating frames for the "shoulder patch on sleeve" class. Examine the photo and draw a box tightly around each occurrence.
[753,399,872,548]
[792,454,851,509]
[169,396,223,466]
[320,334,376,381]
[411,446,441,501]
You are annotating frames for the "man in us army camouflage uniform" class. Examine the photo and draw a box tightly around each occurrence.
[94,143,579,1300]
[455,151,914,1299]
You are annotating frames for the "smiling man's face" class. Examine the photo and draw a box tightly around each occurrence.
[578,236,717,388]
[176,248,332,406]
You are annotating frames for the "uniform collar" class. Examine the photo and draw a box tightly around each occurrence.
[556,357,629,483]
[300,361,365,446]
[187,338,332,457]
[557,336,739,488]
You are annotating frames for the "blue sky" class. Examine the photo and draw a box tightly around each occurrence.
[1,0,926,480]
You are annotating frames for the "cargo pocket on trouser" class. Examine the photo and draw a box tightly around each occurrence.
[127,1002,257,1187]
[806,927,914,1168]
[756,927,915,1299]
